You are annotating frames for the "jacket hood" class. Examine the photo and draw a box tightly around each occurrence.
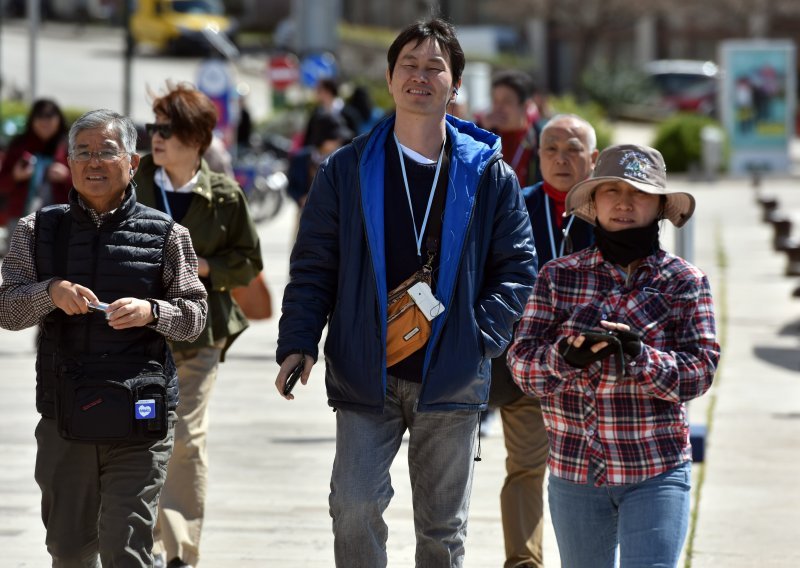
[355,113,500,173]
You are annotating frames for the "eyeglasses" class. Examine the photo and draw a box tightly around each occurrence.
[145,123,173,139]
[70,149,129,162]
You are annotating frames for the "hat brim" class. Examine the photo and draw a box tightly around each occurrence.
[565,176,696,228]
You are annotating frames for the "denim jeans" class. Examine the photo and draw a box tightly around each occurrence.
[548,461,691,568]
[329,375,480,568]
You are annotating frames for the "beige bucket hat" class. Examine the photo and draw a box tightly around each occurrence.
[565,144,695,228]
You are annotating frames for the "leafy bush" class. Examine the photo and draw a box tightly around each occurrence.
[581,63,656,119]
[547,94,614,150]
[651,113,725,173]
[1,100,87,142]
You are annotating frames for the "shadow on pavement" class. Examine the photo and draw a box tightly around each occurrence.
[753,346,800,372]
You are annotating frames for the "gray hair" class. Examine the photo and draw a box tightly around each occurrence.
[540,113,597,153]
[68,109,138,155]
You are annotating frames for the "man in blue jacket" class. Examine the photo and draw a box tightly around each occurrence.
[275,18,537,567]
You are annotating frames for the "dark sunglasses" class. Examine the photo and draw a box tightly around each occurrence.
[145,123,173,139]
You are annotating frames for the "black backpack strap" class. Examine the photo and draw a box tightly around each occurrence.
[424,135,451,263]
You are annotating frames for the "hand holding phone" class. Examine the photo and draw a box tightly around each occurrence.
[558,332,620,368]
[87,301,111,319]
[282,355,305,396]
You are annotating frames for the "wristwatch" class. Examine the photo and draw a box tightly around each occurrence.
[149,300,160,325]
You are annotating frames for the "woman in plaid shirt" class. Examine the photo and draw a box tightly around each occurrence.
[508,144,720,567]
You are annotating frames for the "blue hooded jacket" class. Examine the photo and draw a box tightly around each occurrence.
[277,114,537,412]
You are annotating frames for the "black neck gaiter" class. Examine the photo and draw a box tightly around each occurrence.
[593,220,660,266]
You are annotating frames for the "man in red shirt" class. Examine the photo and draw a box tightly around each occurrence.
[479,70,542,187]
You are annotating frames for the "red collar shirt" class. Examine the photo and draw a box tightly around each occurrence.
[508,247,720,486]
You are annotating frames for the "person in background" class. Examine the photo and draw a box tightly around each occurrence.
[286,111,353,210]
[303,77,347,148]
[236,96,253,149]
[479,70,543,187]
[343,85,385,135]
[0,108,207,567]
[476,69,543,438]
[134,83,263,568]
[0,98,71,248]
[509,144,720,568]
[275,18,536,567]
[494,114,598,568]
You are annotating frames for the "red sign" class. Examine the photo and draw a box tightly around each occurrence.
[268,54,300,92]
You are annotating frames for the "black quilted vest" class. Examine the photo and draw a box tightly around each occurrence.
[34,188,178,417]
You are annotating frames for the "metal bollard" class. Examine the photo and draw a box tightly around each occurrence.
[758,196,779,223]
[786,247,800,276]
[768,213,794,251]
[674,217,694,264]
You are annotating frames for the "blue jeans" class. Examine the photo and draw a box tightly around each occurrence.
[548,462,692,568]
[329,375,480,568]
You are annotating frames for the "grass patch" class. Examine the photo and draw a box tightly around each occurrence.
[683,221,728,567]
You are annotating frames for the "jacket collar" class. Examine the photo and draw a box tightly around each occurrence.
[137,154,216,204]
[68,184,137,226]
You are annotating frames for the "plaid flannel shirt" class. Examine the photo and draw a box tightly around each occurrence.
[508,247,719,486]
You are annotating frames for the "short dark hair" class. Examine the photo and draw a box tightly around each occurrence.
[317,78,339,97]
[387,18,465,85]
[491,70,534,105]
[152,83,218,156]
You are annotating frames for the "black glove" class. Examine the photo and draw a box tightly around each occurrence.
[613,328,642,358]
[558,332,621,368]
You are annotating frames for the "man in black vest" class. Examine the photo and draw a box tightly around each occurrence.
[0,109,207,567]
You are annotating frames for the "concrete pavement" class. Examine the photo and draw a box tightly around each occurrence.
[3,148,800,566]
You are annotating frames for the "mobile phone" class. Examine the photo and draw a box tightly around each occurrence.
[580,331,616,347]
[282,356,305,396]
[88,301,111,320]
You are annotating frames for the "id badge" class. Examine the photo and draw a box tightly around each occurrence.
[134,399,156,420]
[407,281,445,321]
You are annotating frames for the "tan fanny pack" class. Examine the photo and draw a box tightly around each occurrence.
[386,268,432,367]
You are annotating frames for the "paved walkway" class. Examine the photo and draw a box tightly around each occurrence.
[3,141,800,566]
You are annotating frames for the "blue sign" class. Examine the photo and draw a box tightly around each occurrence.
[135,399,157,420]
[300,53,338,88]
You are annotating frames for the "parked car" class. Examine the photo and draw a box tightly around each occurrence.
[644,59,720,116]
[130,0,237,56]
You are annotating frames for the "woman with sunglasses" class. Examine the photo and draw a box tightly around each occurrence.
[134,82,263,568]
[0,98,71,250]
[508,144,720,567]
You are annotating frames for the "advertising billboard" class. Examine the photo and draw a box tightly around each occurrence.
[720,40,796,175]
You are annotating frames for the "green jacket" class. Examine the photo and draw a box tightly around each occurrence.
[134,154,263,359]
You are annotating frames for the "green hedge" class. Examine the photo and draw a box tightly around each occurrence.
[1,100,88,141]
[651,113,725,173]
[548,94,614,151]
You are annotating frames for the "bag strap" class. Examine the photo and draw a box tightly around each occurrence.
[422,136,451,269]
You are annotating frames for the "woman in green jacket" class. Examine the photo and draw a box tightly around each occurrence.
[134,83,263,568]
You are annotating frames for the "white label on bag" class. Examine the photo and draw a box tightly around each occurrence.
[404,327,420,341]
[407,282,445,321]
